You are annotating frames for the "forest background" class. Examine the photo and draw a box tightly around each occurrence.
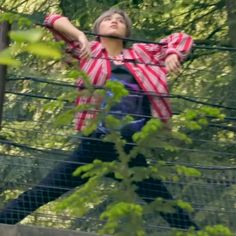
[0,0,236,236]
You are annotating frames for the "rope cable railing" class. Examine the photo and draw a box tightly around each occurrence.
[4,94,236,122]
[3,114,236,135]
[2,115,75,128]
[1,143,236,171]
[5,85,236,111]
[3,100,236,123]
[3,124,236,147]
[1,135,236,164]
[0,139,70,156]
[2,150,236,204]
[1,5,236,52]
[1,8,236,233]
[0,150,234,172]
[81,31,236,52]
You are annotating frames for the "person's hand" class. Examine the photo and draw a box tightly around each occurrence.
[77,32,91,59]
[165,54,181,74]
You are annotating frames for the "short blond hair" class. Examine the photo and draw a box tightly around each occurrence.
[93,9,132,38]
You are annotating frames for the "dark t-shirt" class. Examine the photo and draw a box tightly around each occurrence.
[98,62,151,136]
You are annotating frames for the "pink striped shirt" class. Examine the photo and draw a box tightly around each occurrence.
[44,15,194,131]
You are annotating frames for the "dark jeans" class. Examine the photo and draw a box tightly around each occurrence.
[0,136,198,230]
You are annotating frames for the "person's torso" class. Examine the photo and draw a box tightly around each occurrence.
[98,61,151,136]
[74,41,172,131]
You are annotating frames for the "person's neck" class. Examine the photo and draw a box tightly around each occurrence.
[101,38,124,57]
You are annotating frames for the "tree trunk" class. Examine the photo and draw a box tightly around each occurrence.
[225,0,236,107]
[0,21,10,128]
[226,1,236,48]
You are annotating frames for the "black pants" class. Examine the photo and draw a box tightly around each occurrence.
[0,137,198,229]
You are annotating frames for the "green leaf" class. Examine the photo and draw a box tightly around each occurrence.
[54,109,74,126]
[176,165,201,177]
[0,49,20,66]
[176,200,193,213]
[205,225,233,236]
[0,57,20,66]
[9,29,43,43]
[26,42,62,59]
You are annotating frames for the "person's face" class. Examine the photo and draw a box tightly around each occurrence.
[98,13,127,38]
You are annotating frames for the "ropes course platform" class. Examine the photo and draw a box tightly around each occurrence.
[0,223,97,236]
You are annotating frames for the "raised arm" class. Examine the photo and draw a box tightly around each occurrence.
[160,32,193,74]
[44,15,90,59]
[160,32,193,61]
[133,32,193,74]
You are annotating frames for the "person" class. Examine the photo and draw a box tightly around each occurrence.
[0,8,199,230]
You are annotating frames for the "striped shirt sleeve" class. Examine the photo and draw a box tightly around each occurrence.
[134,32,193,62]
[44,14,81,59]
[160,32,194,61]
[44,14,65,28]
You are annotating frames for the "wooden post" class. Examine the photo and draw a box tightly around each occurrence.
[0,21,10,128]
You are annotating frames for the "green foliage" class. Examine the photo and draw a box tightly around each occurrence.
[0,25,62,67]
[1,0,236,235]
[26,42,61,59]
[175,165,201,177]
[56,176,111,217]
[133,119,163,143]
[0,12,32,26]
[0,48,21,66]
[9,29,43,43]
[99,202,144,236]
[61,99,226,235]
[175,225,233,236]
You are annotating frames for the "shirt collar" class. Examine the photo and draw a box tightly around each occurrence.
[94,42,140,62]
